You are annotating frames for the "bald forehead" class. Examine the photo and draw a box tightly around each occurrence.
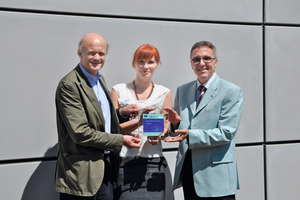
[79,33,108,52]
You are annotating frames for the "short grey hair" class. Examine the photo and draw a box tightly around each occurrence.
[190,41,217,58]
[78,37,85,53]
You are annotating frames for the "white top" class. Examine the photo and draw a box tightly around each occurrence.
[113,83,170,158]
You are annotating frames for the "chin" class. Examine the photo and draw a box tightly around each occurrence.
[142,72,151,77]
[198,74,208,79]
[198,75,209,81]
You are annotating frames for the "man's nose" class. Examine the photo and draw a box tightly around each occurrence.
[93,53,101,60]
[200,58,206,65]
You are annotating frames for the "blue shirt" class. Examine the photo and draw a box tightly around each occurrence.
[79,64,111,133]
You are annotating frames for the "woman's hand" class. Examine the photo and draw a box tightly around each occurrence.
[147,136,159,145]
[137,106,156,124]
[147,127,169,145]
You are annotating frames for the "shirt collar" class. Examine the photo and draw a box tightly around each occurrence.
[197,73,216,89]
[79,64,101,84]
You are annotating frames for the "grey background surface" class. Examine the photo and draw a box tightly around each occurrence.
[1,0,299,199]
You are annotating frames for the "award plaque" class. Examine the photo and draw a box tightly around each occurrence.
[143,114,164,136]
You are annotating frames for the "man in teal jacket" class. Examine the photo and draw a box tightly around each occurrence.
[165,41,243,199]
[55,33,141,200]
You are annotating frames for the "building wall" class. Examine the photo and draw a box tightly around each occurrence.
[1,1,300,199]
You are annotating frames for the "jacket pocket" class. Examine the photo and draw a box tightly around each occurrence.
[212,153,233,164]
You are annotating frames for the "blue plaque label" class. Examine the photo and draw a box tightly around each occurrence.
[143,114,164,136]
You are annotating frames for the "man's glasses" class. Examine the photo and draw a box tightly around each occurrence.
[191,56,216,64]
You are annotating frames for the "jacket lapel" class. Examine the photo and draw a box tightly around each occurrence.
[186,81,198,116]
[195,75,220,114]
[74,66,105,123]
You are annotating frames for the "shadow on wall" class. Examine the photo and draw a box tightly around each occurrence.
[21,144,59,200]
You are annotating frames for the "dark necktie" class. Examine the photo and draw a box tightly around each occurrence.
[197,85,206,108]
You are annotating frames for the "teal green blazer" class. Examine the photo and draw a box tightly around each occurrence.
[55,65,123,196]
[173,74,243,197]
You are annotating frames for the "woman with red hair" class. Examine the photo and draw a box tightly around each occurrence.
[111,44,174,200]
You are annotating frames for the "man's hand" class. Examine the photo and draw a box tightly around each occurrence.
[123,135,141,148]
[120,104,140,119]
[163,107,181,124]
[164,129,189,142]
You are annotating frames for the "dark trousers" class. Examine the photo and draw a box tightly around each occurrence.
[181,150,236,200]
[60,154,114,200]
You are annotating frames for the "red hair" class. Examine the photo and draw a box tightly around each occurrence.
[132,44,160,66]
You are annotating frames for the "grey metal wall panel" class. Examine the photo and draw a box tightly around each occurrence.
[236,146,265,200]
[265,0,300,24]
[265,26,300,142]
[1,0,262,23]
[0,161,58,200]
[266,144,300,200]
[0,11,263,161]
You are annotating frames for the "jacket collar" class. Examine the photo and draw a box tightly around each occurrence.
[187,74,220,115]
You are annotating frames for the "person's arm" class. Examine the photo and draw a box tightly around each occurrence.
[163,107,184,142]
[111,88,129,123]
[162,91,173,135]
[56,80,124,152]
[163,107,181,131]
[164,88,184,143]
[111,88,141,135]
[118,106,156,135]
[120,119,139,135]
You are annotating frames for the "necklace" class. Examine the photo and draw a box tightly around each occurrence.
[133,80,154,100]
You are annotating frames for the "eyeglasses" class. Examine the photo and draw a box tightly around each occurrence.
[191,56,216,64]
